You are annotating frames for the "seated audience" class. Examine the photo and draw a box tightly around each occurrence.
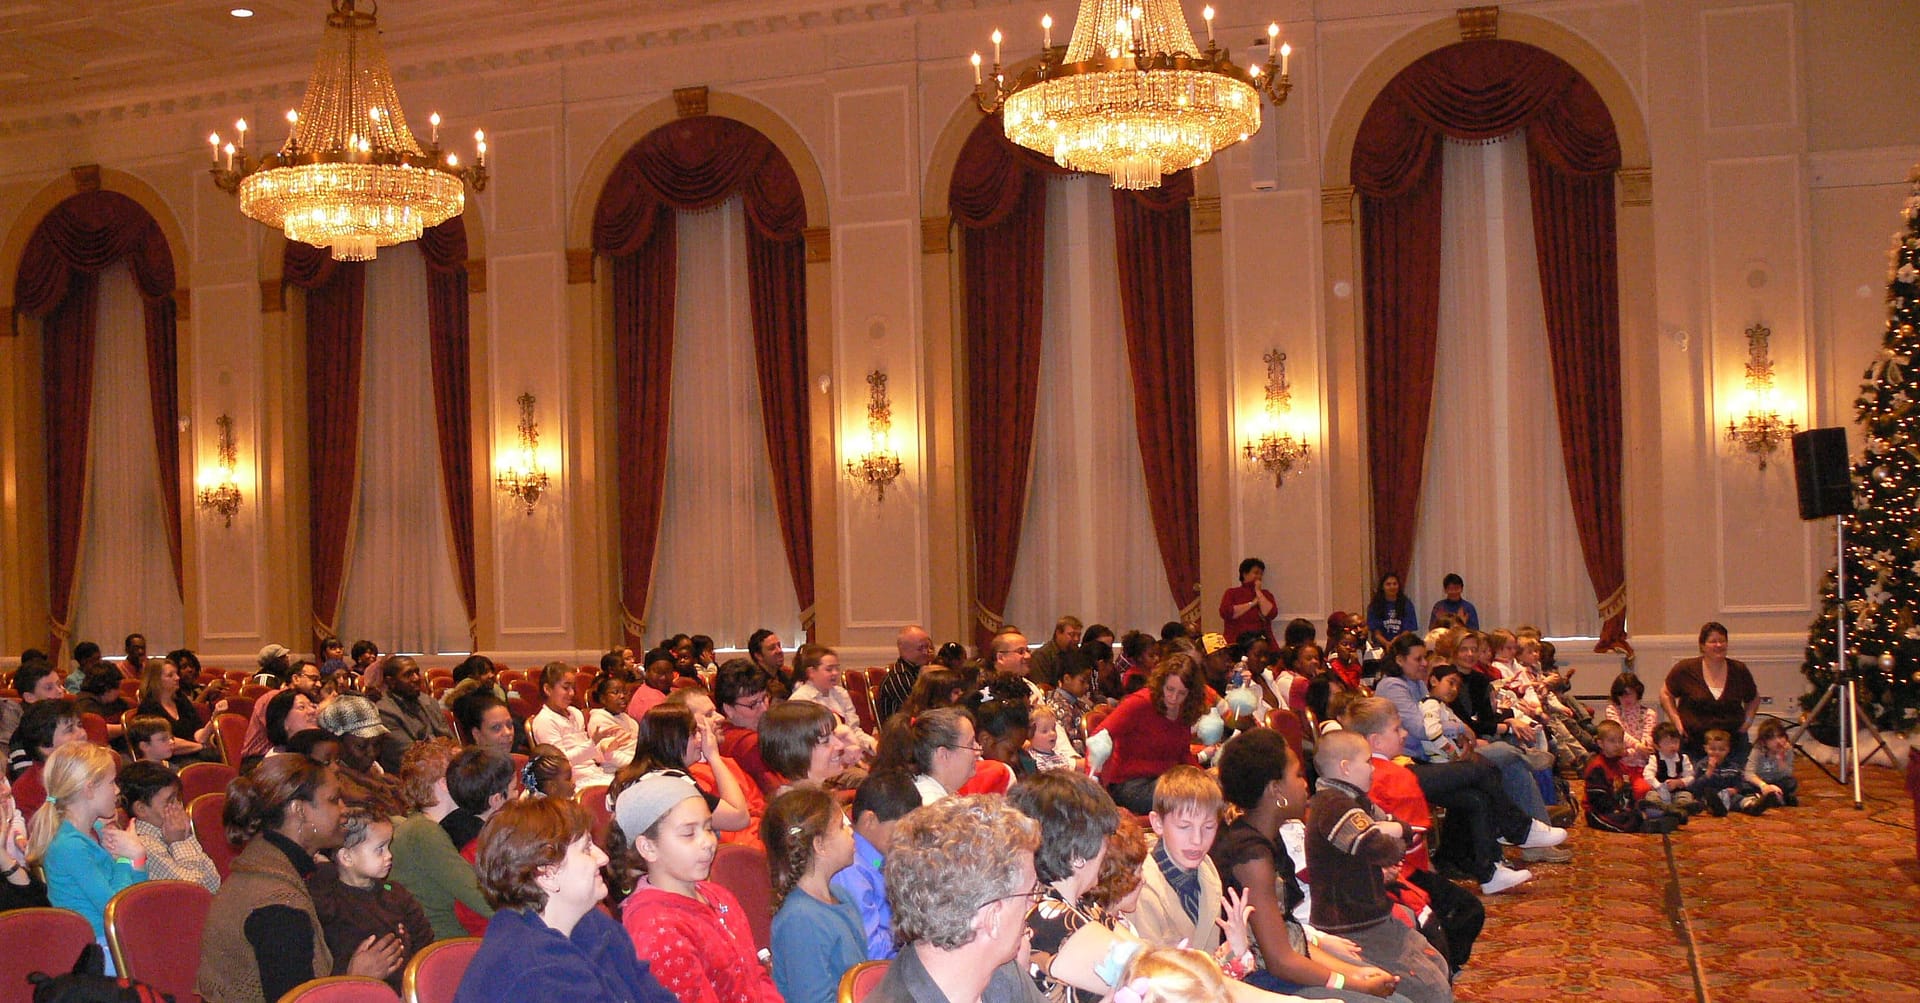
[29,743,146,967]
[625,648,677,719]
[375,656,457,772]
[454,797,674,1003]
[833,768,919,961]
[1641,722,1701,818]
[1690,728,1752,817]
[388,738,493,940]
[714,659,780,795]
[589,674,640,745]
[315,694,409,817]
[1659,621,1758,763]
[528,660,627,788]
[455,692,520,758]
[876,794,1044,1003]
[1583,720,1677,833]
[876,706,978,805]
[1006,768,1144,1003]
[136,657,222,762]
[764,786,869,1003]
[1742,718,1799,811]
[1133,767,1229,955]
[521,744,576,800]
[1045,658,1099,758]
[1601,673,1657,772]
[127,714,178,766]
[1305,731,1452,1003]
[308,807,434,992]
[663,690,763,843]
[613,770,780,1003]
[72,662,134,744]
[239,649,317,761]
[0,767,48,911]
[1092,654,1205,814]
[760,698,854,794]
[789,643,878,756]
[1212,727,1405,998]
[8,698,85,818]
[119,760,222,892]
[199,753,404,1003]
[621,703,751,833]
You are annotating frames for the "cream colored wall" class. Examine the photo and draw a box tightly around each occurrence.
[0,1,1915,710]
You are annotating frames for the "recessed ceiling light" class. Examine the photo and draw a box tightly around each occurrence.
[230,7,254,17]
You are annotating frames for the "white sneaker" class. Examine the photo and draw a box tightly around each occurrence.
[1500,818,1567,849]
[1480,864,1534,895]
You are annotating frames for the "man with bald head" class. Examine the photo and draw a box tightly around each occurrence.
[875,625,935,723]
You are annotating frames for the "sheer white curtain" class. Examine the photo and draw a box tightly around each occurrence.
[1408,137,1597,637]
[1005,176,1175,637]
[70,262,185,651]
[336,244,471,654]
[646,197,801,649]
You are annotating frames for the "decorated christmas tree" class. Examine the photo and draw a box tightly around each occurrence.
[1800,166,1920,736]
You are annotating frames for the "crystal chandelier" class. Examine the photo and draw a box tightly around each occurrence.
[208,0,487,260]
[845,371,905,500]
[1725,322,1797,469]
[495,393,552,515]
[972,1,1291,189]
[1243,349,1310,486]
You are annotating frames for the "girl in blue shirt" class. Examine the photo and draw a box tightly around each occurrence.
[26,742,147,971]
[762,786,868,1003]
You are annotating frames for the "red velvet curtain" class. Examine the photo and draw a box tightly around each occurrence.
[1112,176,1202,627]
[951,117,1061,649]
[1352,39,1628,649]
[13,191,182,655]
[418,219,478,641]
[284,244,365,651]
[593,115,812,646]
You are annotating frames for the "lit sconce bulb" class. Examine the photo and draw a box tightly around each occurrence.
[428,111,440,144]
[286,109,298,123]
[474,129,486,166]
[990,28,1002,66]
[1279,41,1291,75]
[970,51,982,85]
[1041,14,1052,49]
[447,152,459,167]
[222,142,235,171]
[208,132,221,165]
[1202,6,1214,44]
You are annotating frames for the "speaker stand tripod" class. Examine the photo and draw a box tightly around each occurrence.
[1790,515,1900,809]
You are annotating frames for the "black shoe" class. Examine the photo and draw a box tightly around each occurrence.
[1707,795,1729,818]
[1738,795,1767,816]
[1762,790,1785,809]
[1644,815,1681,834]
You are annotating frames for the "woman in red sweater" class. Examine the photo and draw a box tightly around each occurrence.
[1092,653,1208,813]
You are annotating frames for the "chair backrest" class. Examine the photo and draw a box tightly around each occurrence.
[119,679,142,704]
[212,713,251,769]
[190,792,240,880]
[221,695,256,720]
[708,844,773,952]
[106,879,214,1002]
[401,937,482,1003]
[179,761,238,803]
[1265,708,1307,763]
[0,908,95,1003]
[78,712,109,746]
[276,975,402,1003]
[576,784,613,847]
[844,672,878,733]
[838,960,890,1003]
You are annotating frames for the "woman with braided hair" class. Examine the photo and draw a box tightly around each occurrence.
[763,786,868,1003]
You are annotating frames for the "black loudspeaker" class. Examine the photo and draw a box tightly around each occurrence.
[1792,427,1851,520]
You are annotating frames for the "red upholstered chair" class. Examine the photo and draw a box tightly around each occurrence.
[1264,708,1308,764]
[844,672,878,734]
[401,936,482,1003]
[275,975,401,1003]
[0,908,94,1003]
[221,695,255,720]
[179,761,238,804]
[191,792,241,881]
[709,844,773,953]
[212,713,251,769]
[119,679,142,704]
[576,784,613,847]
[79,712,109,746]
[107,879,213,1003]
[838,960,890,1003]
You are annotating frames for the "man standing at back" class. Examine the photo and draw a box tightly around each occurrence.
[875,626,934,723]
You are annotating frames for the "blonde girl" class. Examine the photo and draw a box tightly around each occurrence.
[762,786,865,1003]
[1114,946,1232,1003]
[28,742,147,969]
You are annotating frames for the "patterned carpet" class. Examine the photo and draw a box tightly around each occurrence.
[1450,761,1919,1002]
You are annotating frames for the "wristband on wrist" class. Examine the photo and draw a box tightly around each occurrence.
[1325,972,1346,990]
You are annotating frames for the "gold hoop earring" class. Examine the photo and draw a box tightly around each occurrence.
[1276,795,1290,809]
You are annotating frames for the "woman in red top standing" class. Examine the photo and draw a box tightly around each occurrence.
[1092,654,1208,814]
[1219,558,1279,648]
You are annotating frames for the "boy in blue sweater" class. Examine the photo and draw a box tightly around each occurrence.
[831,768,921,960]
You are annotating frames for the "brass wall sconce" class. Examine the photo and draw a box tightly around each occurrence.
[1724,323,1797,469]
[494,392,551,514]
[845,370,904,500]
[196,414,243,528]
[1243,349,1311,487]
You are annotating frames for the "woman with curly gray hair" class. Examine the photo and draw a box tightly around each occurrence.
[878,795,1046,1003]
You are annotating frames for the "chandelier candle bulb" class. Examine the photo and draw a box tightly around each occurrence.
[971,52,983,85]
[1280,41,1290,76]
[223,142,234,171]
[429,112,439,144]
[992,28,1002,67]
[235,118,247,151]
[1203,6,1214,44]
[1043,14,1053,49]
[209,132,221,165]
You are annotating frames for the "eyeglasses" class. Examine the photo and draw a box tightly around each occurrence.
[942,742,982,754]
[980,882,1047,912]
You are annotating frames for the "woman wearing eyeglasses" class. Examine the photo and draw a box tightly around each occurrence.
[874,707,978,806]
[1006,770,1130,1003]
